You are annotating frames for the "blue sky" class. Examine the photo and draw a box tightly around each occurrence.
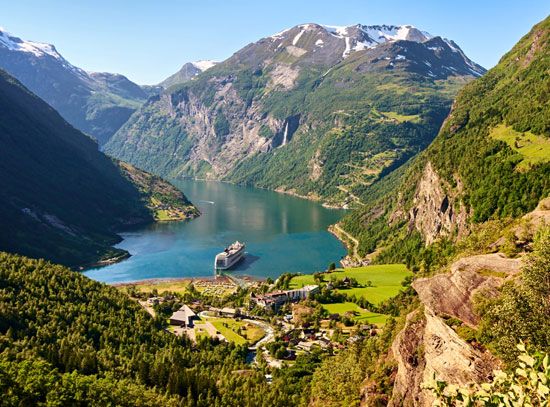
[2,0,548,84]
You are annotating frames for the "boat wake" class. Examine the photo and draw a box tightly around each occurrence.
[199,200,215,205]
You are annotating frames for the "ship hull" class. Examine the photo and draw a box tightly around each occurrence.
[215,250,245,270]
[214,243,246,270]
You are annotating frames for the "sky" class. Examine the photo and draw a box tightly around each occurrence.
[2,0,549,84]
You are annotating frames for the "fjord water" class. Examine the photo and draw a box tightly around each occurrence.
[84,180,346,283]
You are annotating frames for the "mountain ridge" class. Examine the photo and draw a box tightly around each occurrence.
[0,69,196,267]
[340,14,550,268]
[106,22,485,206]
[0,27,148,145]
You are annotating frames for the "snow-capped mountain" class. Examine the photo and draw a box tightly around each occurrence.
[0,28,64,59]
[106,21,487,202]
[159,60,218,88]
[0,27,147,145]
[273,24,433,57]
[234,23,485,77]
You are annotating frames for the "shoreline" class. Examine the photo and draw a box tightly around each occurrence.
[328,224,369,268]
[111,274,264,287]
[84,178,352,280]
[178,176,348,210]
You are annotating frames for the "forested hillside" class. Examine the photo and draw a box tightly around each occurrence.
[0,70,195,267]
[341,15,550,266]
[105,24,484,206]
[0,252,321,406]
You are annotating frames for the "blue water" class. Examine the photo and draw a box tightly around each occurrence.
[84,179,346,283]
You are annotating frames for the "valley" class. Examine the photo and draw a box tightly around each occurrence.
[0,6,548,407]
[83,178,346,283]
[105,24,482,207]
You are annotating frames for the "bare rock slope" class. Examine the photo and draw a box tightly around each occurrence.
[388,252,521,405]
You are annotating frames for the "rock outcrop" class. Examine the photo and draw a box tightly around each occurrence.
[390,307,498,406]
[414,253,521,326]
[389,252,521,405]
[408,162,469,244]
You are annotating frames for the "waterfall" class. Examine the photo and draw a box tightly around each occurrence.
[282,121,289,146]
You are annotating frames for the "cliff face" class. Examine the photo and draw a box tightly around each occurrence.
[106,78,293,180]
[105,23,483,205]
[387,252,520,405]
[408,162,469,244]
[166,83,292,177]
[390,307,499,406]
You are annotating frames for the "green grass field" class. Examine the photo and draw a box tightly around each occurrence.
[381,111,421,123]
[490,124,550,171]
[322,302,387,325]
[210,320,246,345]
[209,318,265,345]
[289,264,412,305]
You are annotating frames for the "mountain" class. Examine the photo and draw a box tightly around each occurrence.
[105,23,485,205]
[0,28,148,145]
[0,69,196,267]
[159,60,218,88]
[340,16,549,267]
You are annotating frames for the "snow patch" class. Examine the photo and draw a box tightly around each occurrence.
[315,39,324,47]
[343,36,351,58]
[395,54,406,60]
[292,29,305,46]
[0,28,62,59]
[191,60,217,71]
[319,23,433,59]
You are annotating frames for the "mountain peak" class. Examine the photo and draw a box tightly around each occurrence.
[0,28,62,60]
[159,60,218,89]
[269,23,437,59]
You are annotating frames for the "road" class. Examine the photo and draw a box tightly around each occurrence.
[245,319,274,350]
[331,224,361,261]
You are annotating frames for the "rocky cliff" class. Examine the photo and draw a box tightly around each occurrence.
[105,23,484,206]
[388,252,521,405]
[383,192,550,406]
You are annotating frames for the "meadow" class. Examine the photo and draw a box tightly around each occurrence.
[322,302,388,325]
[290,263,412,305]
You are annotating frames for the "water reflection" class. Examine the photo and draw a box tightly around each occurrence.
[84,180,346,283]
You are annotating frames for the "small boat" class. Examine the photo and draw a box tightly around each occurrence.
[215,241,245,270]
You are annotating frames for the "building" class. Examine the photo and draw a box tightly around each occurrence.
[146,296,164,306]
[251,285,319,309]
[169,304,197,327]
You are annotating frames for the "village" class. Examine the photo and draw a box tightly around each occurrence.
[118,263,412,369]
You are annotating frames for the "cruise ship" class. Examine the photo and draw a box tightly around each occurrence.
[214,241,245,270]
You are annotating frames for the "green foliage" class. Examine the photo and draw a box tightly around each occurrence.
[341,16,550,266]
[0,252,318,406]
[475,227,550,364]
[424,344,550,407]
[309,317,402,406]
[0,70,159,267]
[259,124,274,139]
[228,77,453,203]
[214,110,231,137]
[290,264,412,305]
